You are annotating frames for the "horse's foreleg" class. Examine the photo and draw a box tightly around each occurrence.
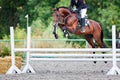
[63,30,71,39]
[53,33,58,39]
[53,24,58,39]
[62,26,71,39]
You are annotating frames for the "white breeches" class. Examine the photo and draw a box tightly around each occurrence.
[80,8,87,18]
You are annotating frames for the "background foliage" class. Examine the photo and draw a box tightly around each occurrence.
[0,0,120,40]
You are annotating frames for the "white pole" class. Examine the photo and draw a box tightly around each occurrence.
[6,27,21,74]
[25,14,29,28]
[22,27,35,73]
[14,48,111,52]
[10,27,15,66]
[107,25,120,75]
[112,25,117,70]
[26,27,31,65]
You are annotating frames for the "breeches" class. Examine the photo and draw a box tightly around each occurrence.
[80,8,87,18]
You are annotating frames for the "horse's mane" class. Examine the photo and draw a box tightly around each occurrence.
[55,6,76,14]
[56,6,69,11]
[53,6,76,14]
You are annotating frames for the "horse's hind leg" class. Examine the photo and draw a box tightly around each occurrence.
[93,33,107,63]
[84,35,96,50]
[84,35,97,63]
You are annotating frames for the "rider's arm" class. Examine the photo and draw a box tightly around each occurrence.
[83,0,86,4]
[69,0,74,9]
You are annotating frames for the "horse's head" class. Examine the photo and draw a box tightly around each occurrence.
[53,7,72,27]
[52,7,72,39]
[53,8,60,27]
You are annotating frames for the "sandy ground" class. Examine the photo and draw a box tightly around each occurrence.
[0,61,120,80]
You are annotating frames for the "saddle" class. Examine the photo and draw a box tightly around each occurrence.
[77,14,90,27]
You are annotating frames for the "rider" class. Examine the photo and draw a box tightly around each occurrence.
[69,0,87,32]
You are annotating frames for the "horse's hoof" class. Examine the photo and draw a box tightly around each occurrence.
[104,61,107,64]
[101,70,104,73]
[67,35,71,39]
[55,37,58,39]
[55,35,58,39]
[93,61,97,64]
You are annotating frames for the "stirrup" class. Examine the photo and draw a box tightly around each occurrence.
[81,27,85,32]
[81,30,85,32]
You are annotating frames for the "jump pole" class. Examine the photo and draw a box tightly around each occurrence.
[107,25,120,75]
[6,27,21,74]
[7,25,120,75]
[22,27,35,73]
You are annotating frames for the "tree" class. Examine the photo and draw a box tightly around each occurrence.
[0,0,27,38]
[86,0,120,38]
[0,0,120,40]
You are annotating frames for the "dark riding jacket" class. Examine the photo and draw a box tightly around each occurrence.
[69,0,87,10]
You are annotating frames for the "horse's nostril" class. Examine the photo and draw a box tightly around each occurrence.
[53,22,58,27]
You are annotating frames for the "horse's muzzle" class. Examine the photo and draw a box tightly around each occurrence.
[53,22,58,27]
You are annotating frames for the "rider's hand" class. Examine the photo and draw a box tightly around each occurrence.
[68,7,72,12]
[75,9,79,13]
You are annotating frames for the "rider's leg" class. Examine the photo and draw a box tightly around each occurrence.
[81,8,87,32]
[77,11,81,28]
[77,14,81,27]
[81,18,85,32]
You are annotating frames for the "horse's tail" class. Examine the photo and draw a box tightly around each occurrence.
[100,24,106,48]
[101,28,104,43]
[100,24,104,42]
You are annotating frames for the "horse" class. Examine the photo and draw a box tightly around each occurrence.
[52,7,106,50]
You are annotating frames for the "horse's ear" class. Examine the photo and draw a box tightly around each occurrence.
[52,8,57,11]
[52,8,59,11]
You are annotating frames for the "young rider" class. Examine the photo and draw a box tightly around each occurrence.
[69,0,87,32]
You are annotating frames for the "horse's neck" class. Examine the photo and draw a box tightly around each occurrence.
[60,9,71,17]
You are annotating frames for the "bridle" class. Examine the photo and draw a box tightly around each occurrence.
[53,10,61,27]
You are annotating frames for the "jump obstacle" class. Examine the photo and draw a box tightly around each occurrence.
[6,25,120,75]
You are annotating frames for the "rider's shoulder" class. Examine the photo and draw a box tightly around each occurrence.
[85,4,90,8]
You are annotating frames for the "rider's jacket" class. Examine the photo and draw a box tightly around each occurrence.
[69,0,87,10]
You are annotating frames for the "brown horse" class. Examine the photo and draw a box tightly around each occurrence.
[53,7,105,49]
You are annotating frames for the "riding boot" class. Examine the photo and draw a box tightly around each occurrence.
[81,18,85,32]
[77,15,81,28]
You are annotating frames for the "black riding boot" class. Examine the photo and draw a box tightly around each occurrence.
[81,18,85,32]
[77,15,81,28]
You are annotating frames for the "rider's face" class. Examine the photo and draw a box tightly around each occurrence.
[75,0,78,3]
